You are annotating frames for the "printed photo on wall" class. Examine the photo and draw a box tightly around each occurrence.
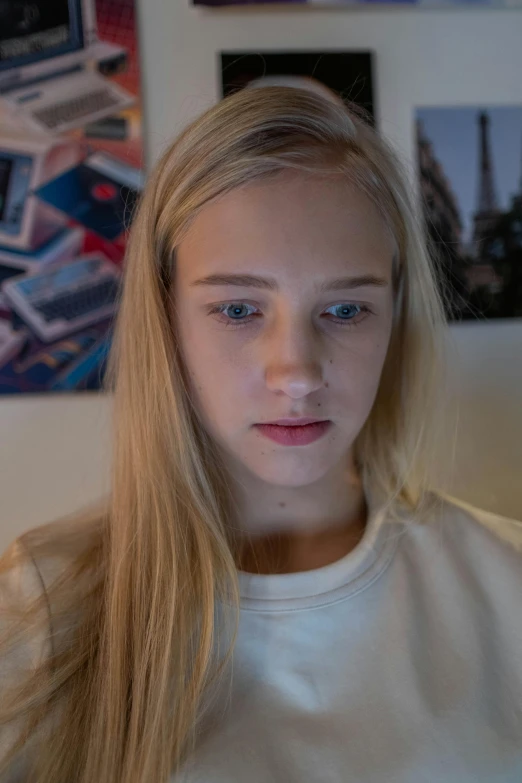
[0,0,144,395]
[198,0,522,7]
[221,51,375,125]
[416,105,522,322]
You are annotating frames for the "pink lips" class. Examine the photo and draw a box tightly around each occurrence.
[263,417,326,426]
[254,420,332,446]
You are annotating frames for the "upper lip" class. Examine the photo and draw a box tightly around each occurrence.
[257,417,329,427]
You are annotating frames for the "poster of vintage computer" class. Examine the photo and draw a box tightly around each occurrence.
[0,0,144,395]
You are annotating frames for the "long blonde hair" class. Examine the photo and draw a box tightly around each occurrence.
[0,85,454,782]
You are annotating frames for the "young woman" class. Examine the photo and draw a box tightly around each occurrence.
[1,83,521,783]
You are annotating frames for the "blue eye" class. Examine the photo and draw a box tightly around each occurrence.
[332,304,360,319]
[207,302,372,329]
[225,304,253,319]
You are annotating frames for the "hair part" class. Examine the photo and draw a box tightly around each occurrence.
[0,85,457,783]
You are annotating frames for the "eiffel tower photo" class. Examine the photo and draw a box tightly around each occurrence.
[417,105,522,322]
[472,111,501,258]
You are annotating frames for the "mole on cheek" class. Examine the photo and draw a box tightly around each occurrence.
[279,502,286,508]
[325,382,329,388]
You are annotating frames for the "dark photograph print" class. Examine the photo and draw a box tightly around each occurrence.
[416,106,522,322]
[221,51,375,125]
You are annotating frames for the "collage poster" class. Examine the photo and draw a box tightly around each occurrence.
[0,0,144,395]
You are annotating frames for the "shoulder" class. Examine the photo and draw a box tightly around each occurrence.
[0,535,52,662]
[420,491,522,554]
[1,507,106,616]
[0,536,54,780]
[1,513,104,651]
[395,491,522,598]
[0,515,103,780]
[0,532,59,693]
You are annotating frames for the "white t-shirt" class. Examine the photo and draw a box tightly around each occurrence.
[178,492,522,783]
[1,493,521,782]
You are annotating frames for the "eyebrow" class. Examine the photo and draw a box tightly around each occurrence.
[189,273,389,292]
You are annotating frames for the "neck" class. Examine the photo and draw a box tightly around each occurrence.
[228,456,367,575]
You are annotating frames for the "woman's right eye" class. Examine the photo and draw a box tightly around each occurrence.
[206,302,259,328]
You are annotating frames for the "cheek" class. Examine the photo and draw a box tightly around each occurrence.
[173,302,242,434]
[332,330,391,408]
[181,331,253,426]
[176,317,213,414]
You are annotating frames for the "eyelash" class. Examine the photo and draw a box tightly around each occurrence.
[206,302,373,330]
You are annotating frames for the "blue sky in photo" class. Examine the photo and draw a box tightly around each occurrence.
[416,106,522,244]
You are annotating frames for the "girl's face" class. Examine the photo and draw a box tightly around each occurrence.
[173,171,395,488]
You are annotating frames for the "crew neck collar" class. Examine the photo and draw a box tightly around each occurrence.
[236,488,398,612]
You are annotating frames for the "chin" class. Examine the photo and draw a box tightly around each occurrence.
[245,455,337,488]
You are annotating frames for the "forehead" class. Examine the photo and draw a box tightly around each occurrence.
[176,172,395,285]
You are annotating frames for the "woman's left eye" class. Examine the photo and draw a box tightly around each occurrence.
[206,302,372,328]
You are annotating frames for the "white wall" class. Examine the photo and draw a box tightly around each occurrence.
[1,1,521,552]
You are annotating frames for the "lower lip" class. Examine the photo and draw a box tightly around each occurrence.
[254,421,332,446]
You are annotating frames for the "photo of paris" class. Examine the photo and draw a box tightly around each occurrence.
[416,105,522,322]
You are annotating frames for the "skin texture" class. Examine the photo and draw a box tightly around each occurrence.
[173,170,395,574]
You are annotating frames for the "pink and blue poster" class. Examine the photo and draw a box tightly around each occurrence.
[0,0,144,395]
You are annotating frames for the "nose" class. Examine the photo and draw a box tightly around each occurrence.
[263,315,325,399]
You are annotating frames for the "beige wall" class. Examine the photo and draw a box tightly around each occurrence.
[1,1,521,552]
